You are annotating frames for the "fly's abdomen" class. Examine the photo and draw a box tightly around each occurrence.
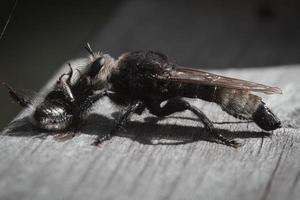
[216,89,259,119]
[216,88,281,130]
[32,101,73,131]
[168,83,281,131]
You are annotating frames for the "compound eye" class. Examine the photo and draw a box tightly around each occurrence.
[100,57,105,66]
[88,57,105,77]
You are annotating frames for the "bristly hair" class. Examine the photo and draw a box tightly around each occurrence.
[0,0,19,42]
[85,43,103,61]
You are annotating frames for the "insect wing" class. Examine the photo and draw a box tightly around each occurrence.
[159,66,282,94]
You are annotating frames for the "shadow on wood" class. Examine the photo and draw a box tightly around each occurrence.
[3,113,271,146]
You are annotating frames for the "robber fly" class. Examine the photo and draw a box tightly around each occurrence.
[1,44,282,147]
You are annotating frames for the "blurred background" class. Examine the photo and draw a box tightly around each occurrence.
[0,0,300,129]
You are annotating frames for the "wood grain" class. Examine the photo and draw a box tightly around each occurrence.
[1,62,299,200]
[1,1,300,199]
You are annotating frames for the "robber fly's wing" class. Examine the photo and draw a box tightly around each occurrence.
[158,66,282,94]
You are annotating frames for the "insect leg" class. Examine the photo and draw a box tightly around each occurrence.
[57,74,75,103]
[134,103,146,115]
[92,101,144,146]
[147,98,241,148]
[66,63,74,85]
[80,90,115,113]
[53,132,78,142]
[1,81,32,107]
[187,104,241,148]
[110,101,144,134]
[58,64,74,84]
[147,98,188,117]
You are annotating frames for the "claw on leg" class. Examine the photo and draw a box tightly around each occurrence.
[1,80,31,107]
[53,132,78,142]
[211,131,242,148]
[66,63,74,85]
[92,133,112,146]
[58,63,74,85]
[147,97,242,148]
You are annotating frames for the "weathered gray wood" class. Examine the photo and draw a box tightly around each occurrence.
[1,1,300,200]
[0,61,299,200]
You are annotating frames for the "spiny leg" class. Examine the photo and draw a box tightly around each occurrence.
[111,102,145,134]
[188,105,241,147]
[56,68,75,103]
[66,63,74,85]
[58,63,73,84]
[51,66,77,141]
[92,101,144,146]
[53,131,78,142]
[147,97,241,148]
[80,90,114,114]
[1,81,32,107]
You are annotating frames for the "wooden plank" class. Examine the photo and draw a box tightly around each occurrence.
[1,1,300,200]
[0,61,299,200]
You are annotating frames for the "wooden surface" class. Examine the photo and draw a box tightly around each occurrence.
[1,1,300,200]
[1,61,300,200]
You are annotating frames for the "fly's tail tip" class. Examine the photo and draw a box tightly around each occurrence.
[252,102,282,131]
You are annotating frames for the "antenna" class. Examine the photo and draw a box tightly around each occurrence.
[0,0,19,42]
[84,42,95,58]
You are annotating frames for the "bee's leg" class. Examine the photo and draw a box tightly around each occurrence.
[80,90,115,113]
[55,64,75,103]
[92,101,144,146]
[52,120,83,142]
[148,98,241,148]
[0,81,32,107]
[91,133,113,146]
[57,75,75,103]
[66,63,74,85]
[58,64,74,84]
[53,132,77,142]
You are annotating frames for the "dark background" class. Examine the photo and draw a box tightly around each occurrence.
[0,0,300,129]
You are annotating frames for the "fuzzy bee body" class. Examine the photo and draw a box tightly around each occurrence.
[33,101,73,131]
[1,51,107,133]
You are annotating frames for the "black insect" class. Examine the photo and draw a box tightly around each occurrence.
[1,44,282,147]
[1,44,112,140]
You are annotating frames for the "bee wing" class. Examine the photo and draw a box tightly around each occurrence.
[158,66,282,94]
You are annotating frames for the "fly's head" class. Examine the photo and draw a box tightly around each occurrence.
[84,43,116,90]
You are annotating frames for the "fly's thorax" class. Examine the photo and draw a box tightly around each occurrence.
[216,88,262,119]
[117,52,130,62]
